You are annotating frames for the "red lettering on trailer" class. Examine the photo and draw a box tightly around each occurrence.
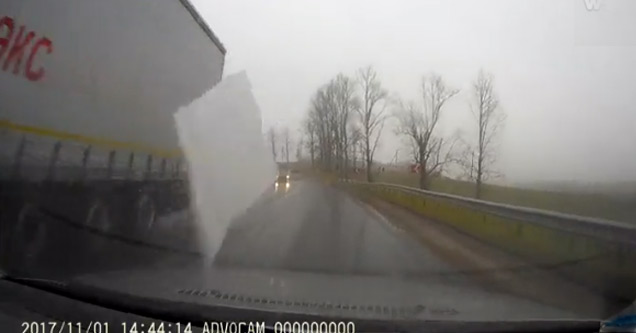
[0,16,14,60]
[3,26,35,74]
[25,37,52,81]
[0,15,53,81]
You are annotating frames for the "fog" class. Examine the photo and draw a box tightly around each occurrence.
[192,0,636,184]
[175,72,277,258]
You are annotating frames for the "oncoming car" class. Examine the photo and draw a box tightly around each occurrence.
[274,174,290,192]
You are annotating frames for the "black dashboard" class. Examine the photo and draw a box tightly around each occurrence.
[0,279,604,333]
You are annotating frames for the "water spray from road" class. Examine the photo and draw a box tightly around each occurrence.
[174,71,277,260]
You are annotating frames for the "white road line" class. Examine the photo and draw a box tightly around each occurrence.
[360,201,403,234]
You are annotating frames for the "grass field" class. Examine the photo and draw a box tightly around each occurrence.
[349,170,636,224]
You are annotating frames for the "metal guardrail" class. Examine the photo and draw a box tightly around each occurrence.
[343,179,636,247]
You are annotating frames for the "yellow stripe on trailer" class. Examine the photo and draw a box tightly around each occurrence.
[0,119,182,158]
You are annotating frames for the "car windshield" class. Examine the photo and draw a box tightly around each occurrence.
[1,0,635,327]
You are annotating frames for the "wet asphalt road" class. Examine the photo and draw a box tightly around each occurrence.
[5,177,464,283]
[215,178,454,278]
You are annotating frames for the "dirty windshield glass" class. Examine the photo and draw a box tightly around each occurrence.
[1,0,635,328]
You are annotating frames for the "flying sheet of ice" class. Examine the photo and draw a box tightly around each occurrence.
[174,71,277,259]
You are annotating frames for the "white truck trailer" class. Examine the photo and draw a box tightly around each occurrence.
[0,0,226,262]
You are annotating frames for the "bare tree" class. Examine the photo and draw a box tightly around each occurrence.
[395,74,459,189]
[471,70,505,198]
[296,135,303,162]
[267,127,277,162]
[282,127,291,165]
[303,73,360,176]
[349,125,362,171]
[333,74,358,178]
[405,134,420,165]
[309,83,338,170]
[356,66,387,182]
[303,117,317,167]
[280,146,285,164]
[357,139,367,170]
[451,136,475,181]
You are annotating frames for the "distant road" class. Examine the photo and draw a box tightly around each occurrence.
[215,178,460,282]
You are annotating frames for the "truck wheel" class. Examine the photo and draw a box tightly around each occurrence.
[0,204,8,265]
[11,204,48,270]
[85,200,112,232]
[136,194,157,231]
[83,198,117,260]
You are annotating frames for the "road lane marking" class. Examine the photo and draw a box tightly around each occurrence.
[360,200,403,234]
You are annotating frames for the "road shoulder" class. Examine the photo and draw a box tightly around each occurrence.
[353,191,613,318]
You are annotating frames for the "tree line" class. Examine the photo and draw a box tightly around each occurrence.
[300,67,389,183]
[273,66,505,199]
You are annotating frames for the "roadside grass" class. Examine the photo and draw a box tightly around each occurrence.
[349,170,636,224]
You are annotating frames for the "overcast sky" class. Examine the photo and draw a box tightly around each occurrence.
[192,0,636,183]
